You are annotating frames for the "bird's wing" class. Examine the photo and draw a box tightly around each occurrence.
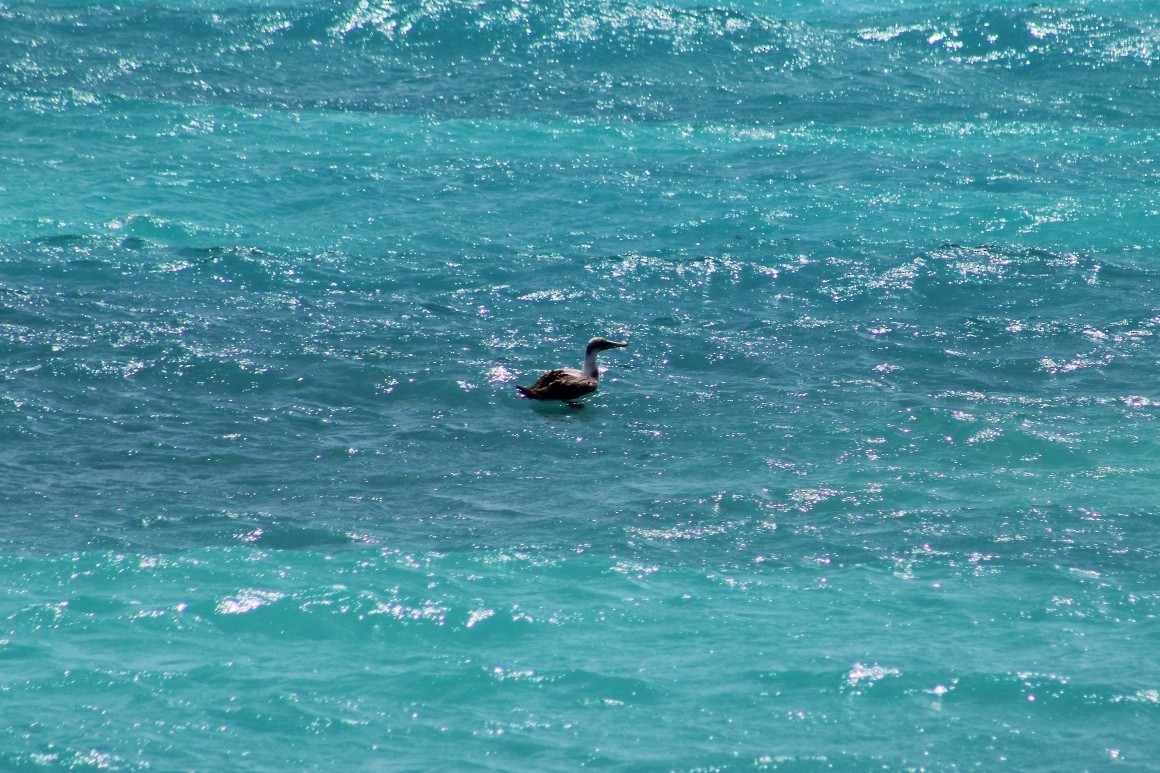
[530,368,579,390]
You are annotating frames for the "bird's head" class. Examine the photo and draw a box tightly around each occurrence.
[587,337,629,354]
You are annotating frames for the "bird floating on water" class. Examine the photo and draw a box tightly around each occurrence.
[517,337,628,407]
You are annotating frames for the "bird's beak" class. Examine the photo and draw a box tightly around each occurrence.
[609,340,628,348]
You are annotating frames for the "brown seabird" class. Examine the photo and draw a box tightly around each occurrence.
[516,336,628,407]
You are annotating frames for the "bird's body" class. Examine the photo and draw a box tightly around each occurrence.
[517,337,627,407]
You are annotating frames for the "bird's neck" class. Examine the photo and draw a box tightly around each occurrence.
[582,350,599,379]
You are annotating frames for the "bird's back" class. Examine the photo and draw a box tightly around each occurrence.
[521,368,597,400]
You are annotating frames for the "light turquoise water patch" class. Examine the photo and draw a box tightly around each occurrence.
[2,546,1156,769]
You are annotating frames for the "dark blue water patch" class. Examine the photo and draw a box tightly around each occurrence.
[852,5,1160,120]
[3,230,1158,559]
[762,243,1160,396]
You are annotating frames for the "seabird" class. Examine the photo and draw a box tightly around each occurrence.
[517,336,628,407]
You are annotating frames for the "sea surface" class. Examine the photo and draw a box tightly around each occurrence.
[2,0,1159,769]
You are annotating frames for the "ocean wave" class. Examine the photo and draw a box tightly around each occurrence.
[3,0,1154,122]
[0,0,823,117]
[857,5,1160,69]
[333,0,823,69]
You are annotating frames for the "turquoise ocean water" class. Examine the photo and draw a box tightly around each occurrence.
[3,0,1159,769]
